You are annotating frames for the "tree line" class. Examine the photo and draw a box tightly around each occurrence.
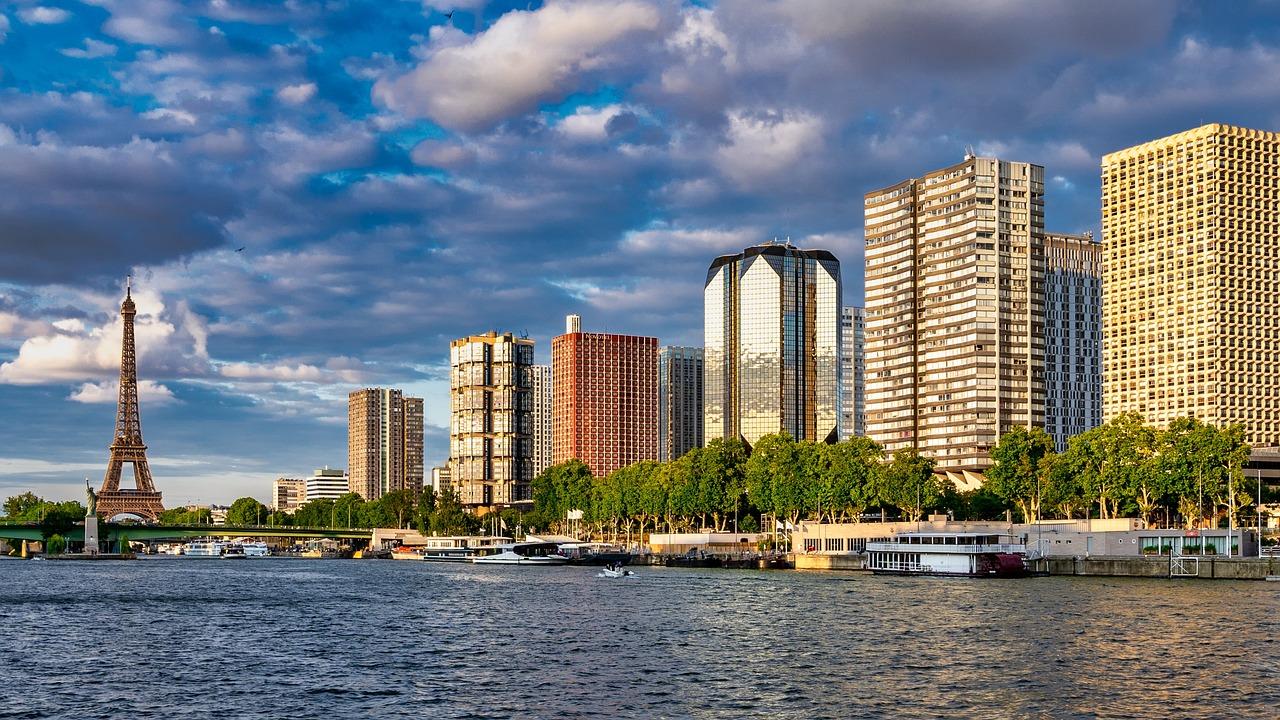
[985,413,1263,528]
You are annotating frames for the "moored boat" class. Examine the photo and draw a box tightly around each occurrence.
[471,541,569,565]
[222,543,247,559]
[184,539,223,558]
[865,532,1028,577]
[241,541,270,557]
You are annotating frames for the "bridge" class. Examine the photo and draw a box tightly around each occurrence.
[0,521,377,545]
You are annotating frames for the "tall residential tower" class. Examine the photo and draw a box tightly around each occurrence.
[530,364,553,478]
[864,156,1044,472]
[840,306,866,438]
[659,346,704,461]
[348,388,424,500]
[552,315,659,477]
[1044,232,1102,450]
[704,241,842,447]
[449,331,535,506]
[1102,124,1280,443]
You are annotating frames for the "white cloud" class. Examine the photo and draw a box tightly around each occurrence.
[276,82,317,105]
[0,14,9,42]
[409,139,475,168]
[19,6,71,24]
[714,109,825,190]
[558,104,628,142]
[374,0,662,131]
[69,379,177,405]
[621,226,758,256]
[142,107,198,125]
[61,38,118,59]
[217,361,363,384]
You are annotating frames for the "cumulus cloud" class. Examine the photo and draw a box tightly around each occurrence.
[374,0,663,131]
[69,379,177,405]
[714,109,825,190]
[277,82,317,105]
[0,134,237,282]
[0,14,9,42]
[19,6,70,24]
[61,38,118,59]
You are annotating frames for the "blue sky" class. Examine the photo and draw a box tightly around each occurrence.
[2,0,1280,506]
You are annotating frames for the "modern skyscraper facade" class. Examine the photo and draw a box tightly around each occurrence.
[864,156,1045,472]
[552,317,659,477]
[704,241,842,447]
[659,346,704,461]
[449,331,535,507]
[348,388,424,500]
[531,363,553,478]
[1102,124,1280,444]
[840,306,866,438]
[1044,232,1102,450]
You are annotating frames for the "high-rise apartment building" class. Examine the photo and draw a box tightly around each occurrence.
[840,306,866,438]
[430,465,453,496]
[1102,124,1280,443]
[305,466,350,502]
[347,388,424,500]
[271,476,306,512]
[552,316,659,477]
[865,156,1044,472]
[704,241,842,446]
[659,346,704,461]
[1044,232,1102,450]
[530,364,553,478]
[449,331,535,507]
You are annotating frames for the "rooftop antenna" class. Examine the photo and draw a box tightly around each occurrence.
[126,275,132,297]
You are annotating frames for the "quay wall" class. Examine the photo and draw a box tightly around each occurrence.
[1035,555,1280,580]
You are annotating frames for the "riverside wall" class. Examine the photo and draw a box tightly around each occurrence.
[793,552,1279,579]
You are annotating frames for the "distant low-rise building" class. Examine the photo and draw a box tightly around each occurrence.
[306,466,349,502]
[272,477,307,513]
[209,505,229,526]
[430,465,453,497]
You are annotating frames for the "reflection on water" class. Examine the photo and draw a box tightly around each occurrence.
[1,559,1277,719]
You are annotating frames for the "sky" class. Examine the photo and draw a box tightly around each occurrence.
[2,0,1280,506]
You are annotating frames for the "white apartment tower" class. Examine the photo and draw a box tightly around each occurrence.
[840,306,866,438]
[864,156,1045,472]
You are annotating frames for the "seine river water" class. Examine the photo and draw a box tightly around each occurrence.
[1,558,1277,719]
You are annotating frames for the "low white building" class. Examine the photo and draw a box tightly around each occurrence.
[305,466,349,502]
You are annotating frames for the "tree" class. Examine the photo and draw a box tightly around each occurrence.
[3,491,42,519]
[378,489,417,529]
[986,426,1056,522]
[1040,453,1086,519]
[333,492,366,528]
[429,488,477,535]
[700,437,749,530]
[877,448,942,521]
[633,461,666,540]
[831,436,884,521]
[293,499,335,528]
[532,460,593,531]
[745,433,804,525]
[226,497,268,526]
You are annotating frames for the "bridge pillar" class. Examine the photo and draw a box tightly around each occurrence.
[20,539,28,559]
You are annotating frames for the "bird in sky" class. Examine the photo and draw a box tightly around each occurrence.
[235,246,245,252]
[445,10,454,20]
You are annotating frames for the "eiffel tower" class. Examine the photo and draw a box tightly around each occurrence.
[96,279,165,520]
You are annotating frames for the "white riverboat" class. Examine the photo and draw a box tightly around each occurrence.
[392,536,511,562]
[471,541,569,565]
[222,542,247,559]
[865,532,1029,578]
[241,541,270,557]
[184,540,224,558]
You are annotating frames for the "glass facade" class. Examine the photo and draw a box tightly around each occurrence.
[704,242,842,446]
[659,346,704,461]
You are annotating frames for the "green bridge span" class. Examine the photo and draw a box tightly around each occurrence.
[0,522,375,544]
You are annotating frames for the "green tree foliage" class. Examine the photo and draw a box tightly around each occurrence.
[226,497,269,526]
[531,460,593,532]
[158,506,213,525]
[429,488,478,535]
[45,534,67,555]
[3,491,42,519]
[986,426,1056,522]
[876,448,944,522]
[293,499,335,528]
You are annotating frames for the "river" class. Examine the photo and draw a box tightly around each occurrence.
[1,558,1277,719]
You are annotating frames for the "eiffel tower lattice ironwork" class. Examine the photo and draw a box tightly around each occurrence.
[97,279,165,520]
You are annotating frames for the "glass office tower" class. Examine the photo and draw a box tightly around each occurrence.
[704,241,842,447]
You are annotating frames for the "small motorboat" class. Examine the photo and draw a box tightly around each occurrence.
[599,566,635,578]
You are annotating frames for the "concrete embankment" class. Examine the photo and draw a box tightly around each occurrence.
[1033,555,1280,580]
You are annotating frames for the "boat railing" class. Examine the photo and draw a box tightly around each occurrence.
[865,542,1026,554]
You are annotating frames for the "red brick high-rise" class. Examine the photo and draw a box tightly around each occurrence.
[551,315,659,477]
